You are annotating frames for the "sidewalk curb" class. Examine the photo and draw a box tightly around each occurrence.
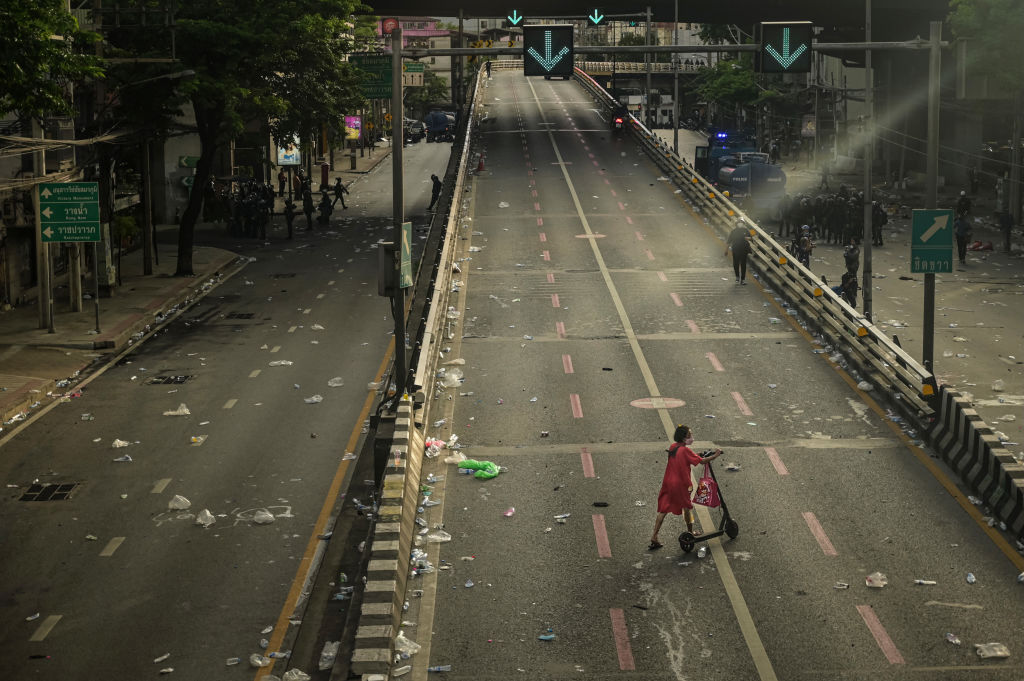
[0,376,55,427]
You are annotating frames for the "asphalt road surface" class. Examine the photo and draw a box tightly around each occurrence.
[0,140,452,680]
[403,72,1024,681]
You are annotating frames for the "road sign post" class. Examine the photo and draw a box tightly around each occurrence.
[757,22,813,74]
[523,24,574,78]
[38,182,101,243]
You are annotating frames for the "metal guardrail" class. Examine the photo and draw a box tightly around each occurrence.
[574,66,937,426]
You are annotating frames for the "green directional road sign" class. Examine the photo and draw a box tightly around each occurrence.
[911,209,954,273]
[352,53,392,99]
[588,9,605,26]
[400,221,413,288]
[523,24,574,78]
[38,182,101,243]
[758,22,813,74]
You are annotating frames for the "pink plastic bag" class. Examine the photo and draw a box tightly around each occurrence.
[692,463,721,508]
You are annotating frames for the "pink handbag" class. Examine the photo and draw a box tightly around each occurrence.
[691,463,721,508]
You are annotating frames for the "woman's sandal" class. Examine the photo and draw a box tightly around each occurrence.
[648,540,664,551]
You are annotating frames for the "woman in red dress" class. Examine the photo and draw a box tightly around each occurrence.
[649,425,721,550]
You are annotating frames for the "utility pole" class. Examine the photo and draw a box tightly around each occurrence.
[391,28,407,398]
[32,119,53,331]
[645,6,652,129]
[922,21,942,378]
[861,0,874,322]
[142,140,153,275]
[672,0,679,155]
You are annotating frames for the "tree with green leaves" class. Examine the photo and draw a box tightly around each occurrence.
[0,0,102,119]
[105,0,369,276]
[694,58,759,127]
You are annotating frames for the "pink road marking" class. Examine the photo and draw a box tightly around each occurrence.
[530,179,536,186]
[706,352,724,371]
[592,515,611,557]
[592,160,599,167]
[551,293,560,308]
[686,319,701,333]
[542,250,550,261]
[609,609,636,671]
[645,249,655,261]
[539,232,547,242]
[580,447,595,477]
[802,512,838,556]
[635,231,644,241]
[588,153,595,159]
[657,271,668,282]
[610,189,618,197]
[603,178,610,185]
[547,272,555,284]
[555,321,567,338]
[625,216,633,225]
[731,391,753,416]
[534,202,541,211]
[537,217,544,227]
[584,145,590,151]
[570,393,584,418]
[527,169,533,176]
[531,189,538,197]
[765,447,789,475]
[562,354,574,374]
[670,292,683,307]
[617,201,625,211]
[856,605,905,665]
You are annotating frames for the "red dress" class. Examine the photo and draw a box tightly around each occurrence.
[657,444,703,514]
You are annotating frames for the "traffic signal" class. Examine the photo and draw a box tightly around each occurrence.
[757,22,813,74]
[523,24,574,78]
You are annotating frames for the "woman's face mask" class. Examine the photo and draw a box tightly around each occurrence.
[684,435,694,446]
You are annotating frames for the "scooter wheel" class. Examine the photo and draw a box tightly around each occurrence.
[725,518,739,539]
[678,532,696,553]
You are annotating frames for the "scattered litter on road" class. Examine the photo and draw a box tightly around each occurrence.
[465,579,475,588]
[268,360,294,366]
[857,381,873,391]
[225,657,241,666]
[311,324,325,331]
[112,439,130,448]
[327,377,345,387]
[593,501,609,507]
[190,435,207,446]
[81,413,94,421]
[195,509,215,527]
[304,395,324,404]
[946,633,962,645]
[424,529,451,543]
[112,454,132,462]
[538,629,556,641]
[154,653,170,663]
[249,654,270,668]
[163,403,190,416]
[833,582,850,590]
[395,631,421,658]
[503,507,516,517]
[158,667,173,674]
[865,572,888,588]
[168,495,191,510]
[458,459,501,479]
[914,579,937,585]
[966,573,977,584]
[25,612,40,621]
[726,463,741,471]
[252,509,275,525]
[975,643,1010,658]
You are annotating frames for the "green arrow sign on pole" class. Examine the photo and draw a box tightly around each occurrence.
[588,9,605,26]
[352,53,393,99]
[508,10,523,26]
[38,182,101,242]
[911,209,954,273]
[523,25,574,77]
[758,22,813,74]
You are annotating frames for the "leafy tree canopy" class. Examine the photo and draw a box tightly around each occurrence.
[949,0,1024,94]
[0,0,102,119]
[694,57,759,108]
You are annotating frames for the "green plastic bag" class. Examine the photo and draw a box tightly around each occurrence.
[458,459,501,480]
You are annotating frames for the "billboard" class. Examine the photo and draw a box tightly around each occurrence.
[276,135,301,166]
[345,115,362,141]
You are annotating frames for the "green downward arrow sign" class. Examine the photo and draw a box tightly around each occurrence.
[508,10,522,25]
[764,27,808,68]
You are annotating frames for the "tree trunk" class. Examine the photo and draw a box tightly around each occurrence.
[176,105,222,277]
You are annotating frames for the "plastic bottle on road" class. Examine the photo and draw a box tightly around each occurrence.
[428,665,452,672]
[697,546,707,558]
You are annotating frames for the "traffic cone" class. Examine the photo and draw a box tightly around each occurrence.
[477,154,485,173]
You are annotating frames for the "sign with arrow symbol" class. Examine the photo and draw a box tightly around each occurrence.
[507,9,523,26]
[38,182,101,243]
[911,209,953,273]
[588,9,604,26]
[523,24,574,78]
[758,22,813,73]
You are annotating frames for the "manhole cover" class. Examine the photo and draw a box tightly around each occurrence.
[226,312,255,319]
[630,397,685,409]
[148,375,193,385]
[21,483,79,501]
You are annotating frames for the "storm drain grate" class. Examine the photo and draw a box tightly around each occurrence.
[21,483,79,501]
[148,375,194,385]
[271,273,296,279]
[226,312,255,319]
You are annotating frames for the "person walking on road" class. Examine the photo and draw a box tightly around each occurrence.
[649,425,722,550]
[302,189,314,231]
[283,198,296,239]
[428,174,443,212]
[332,177,349,210]
[724,220,752,284]
[1000,211,1014,253]
[954,212,972,266]
[277,169,287,197]
[956,190,972,217]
